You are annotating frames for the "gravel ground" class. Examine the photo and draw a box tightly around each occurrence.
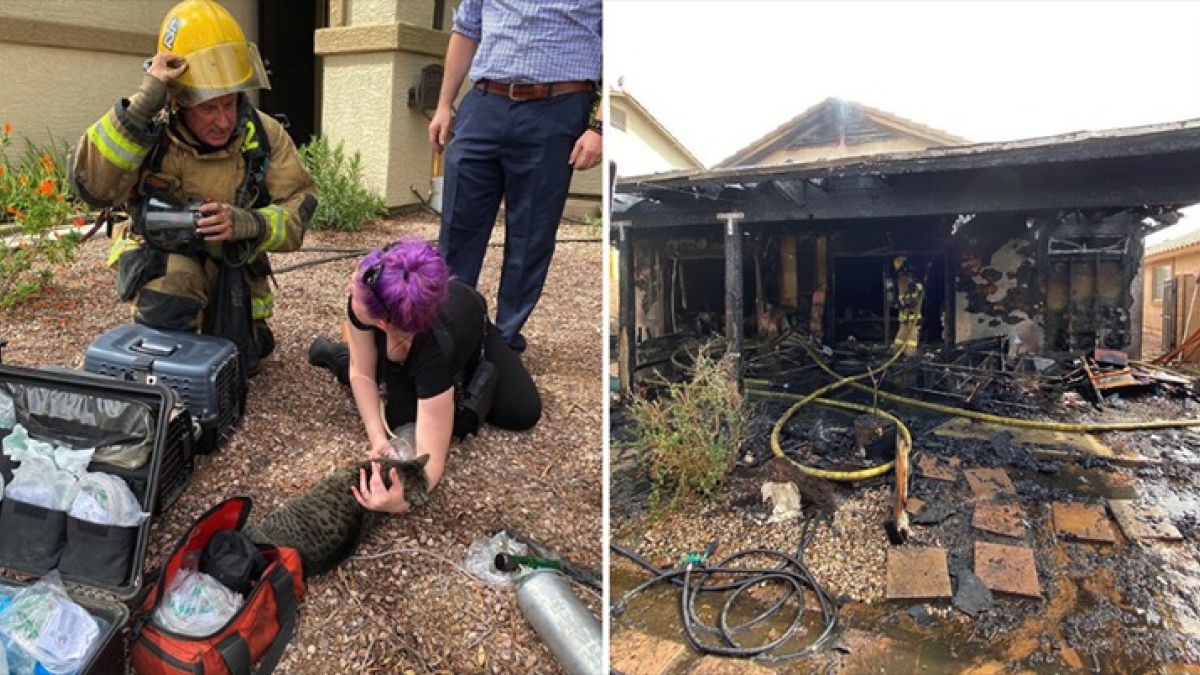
[0,211,604,674]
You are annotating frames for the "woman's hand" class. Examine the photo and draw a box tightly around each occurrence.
[352,461,410,513]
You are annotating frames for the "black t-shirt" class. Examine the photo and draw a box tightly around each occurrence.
[346,280,485,398]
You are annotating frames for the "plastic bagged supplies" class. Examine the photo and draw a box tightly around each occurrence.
[0,389,13,429]
[3,424,94,511]
[0,572,103,675]
[153,570,244,637]
[68,473,149,527]
[6,459,78,511]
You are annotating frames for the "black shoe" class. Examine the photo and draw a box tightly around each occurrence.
[308,337,350,386]
[506,332,527,354]
[257,324,276,361]
[308,336,338,367]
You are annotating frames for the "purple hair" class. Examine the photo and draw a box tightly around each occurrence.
[354,240,450,333]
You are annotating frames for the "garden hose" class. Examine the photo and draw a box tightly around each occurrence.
[611,514,838,663]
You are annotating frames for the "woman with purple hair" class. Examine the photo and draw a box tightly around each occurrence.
[307,239,541,513]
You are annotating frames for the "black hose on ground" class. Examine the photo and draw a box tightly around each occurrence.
[610,514,838,663]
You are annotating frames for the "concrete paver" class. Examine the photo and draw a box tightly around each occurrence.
[963,467,1017,501]
[972,503,1026,538]
[886,546,952,600]
[1051,502,1116,544]
[611,630,688,675]
[916,455,959,482]
[974,541,1041,598]
[1108,499,1183,541]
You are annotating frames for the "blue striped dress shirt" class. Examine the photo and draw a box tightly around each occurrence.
[453,0,602,84]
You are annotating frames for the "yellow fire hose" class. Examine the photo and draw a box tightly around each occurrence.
[755,389,911,481]
[782,340,1200,433]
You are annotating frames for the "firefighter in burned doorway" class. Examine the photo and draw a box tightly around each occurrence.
[890,256,924,357]
[69,0,318,377]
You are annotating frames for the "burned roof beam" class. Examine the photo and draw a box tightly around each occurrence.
[619,161,1200,230]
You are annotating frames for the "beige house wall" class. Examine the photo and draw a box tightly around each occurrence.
[320,0,600,213]
[0,0,255,157]
[316,10,450,210]
[1143,248,1200,356]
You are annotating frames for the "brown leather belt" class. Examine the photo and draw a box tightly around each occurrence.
[474,80,594,102]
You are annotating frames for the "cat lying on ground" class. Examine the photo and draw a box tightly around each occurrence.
[244,456,429,578]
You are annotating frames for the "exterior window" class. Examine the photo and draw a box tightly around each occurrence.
[611,107,628,131]
[1153,265,1171,301]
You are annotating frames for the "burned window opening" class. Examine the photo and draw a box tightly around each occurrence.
[830,254,946,347]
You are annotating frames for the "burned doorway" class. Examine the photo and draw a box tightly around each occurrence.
[830,254,945,347]
[257,0,321,145]
[668,256,758,339]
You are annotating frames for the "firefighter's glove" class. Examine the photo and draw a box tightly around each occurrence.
[125,74,169,133]
[230,207,266,243]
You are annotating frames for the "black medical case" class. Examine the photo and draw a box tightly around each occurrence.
[83,324,242,454]
[0,362,194,673]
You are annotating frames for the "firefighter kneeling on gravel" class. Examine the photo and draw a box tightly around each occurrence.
[891,256,924,357]
[69,0,317,377]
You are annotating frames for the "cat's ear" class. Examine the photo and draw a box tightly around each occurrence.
[409,453,430,468]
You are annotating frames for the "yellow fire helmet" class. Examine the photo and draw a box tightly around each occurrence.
[893,255,907,271]
[157,0,270,107]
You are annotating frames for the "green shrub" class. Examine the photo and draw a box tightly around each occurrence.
[0,124,83,308]
[300,136,387,232]
[627,346,751,513]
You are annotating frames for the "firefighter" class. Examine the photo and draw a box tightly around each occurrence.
[891,256,924,357]
[69,0,318,375]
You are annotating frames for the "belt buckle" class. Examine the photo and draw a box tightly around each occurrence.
[508,82,525,101]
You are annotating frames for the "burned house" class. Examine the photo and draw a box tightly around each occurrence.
[611,100,1200,388]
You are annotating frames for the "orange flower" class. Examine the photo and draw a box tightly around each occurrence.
[19,175,28,186]
[2,122,10,135]
[74,217,85,227]
[36,179,55,196]
[56,194,65,202]
[0,167,4,176]
[11,209,26,220]
[41,154,53,171]
[5,206,14,215]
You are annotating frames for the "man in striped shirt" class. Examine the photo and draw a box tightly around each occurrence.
[429,0,603,355]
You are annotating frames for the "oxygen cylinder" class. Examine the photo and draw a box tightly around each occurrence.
[514,570,603,675]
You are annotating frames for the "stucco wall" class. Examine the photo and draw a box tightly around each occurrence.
[316,20,449,209]
[610,97,699,178]
[0,0,256,156]
[319,1,600,212]
[345,0,444,27]
[321,54,399,203]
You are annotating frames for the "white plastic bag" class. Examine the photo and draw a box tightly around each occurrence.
[464,531,529,589]
[0,390,14,429]
[386,422,418,460]
[153,570,244,637]
[3,425,94,511]
[68,472,149,527]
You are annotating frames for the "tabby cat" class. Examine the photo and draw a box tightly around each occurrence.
[243,456,429,578]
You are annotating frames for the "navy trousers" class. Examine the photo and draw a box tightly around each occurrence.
[439,86,591,351]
